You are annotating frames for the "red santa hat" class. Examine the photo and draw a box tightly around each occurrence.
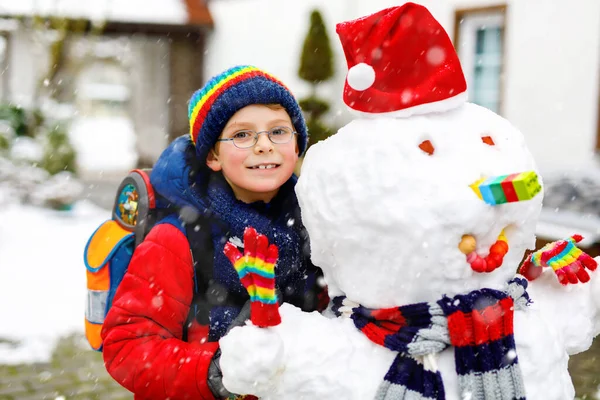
[336,3,467,117]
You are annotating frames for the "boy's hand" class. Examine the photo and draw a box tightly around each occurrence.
[224,227,281,327]
[519,235,597,285]
[207,301,252,399]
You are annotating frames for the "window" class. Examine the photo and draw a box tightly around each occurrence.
[0,33,8,102]
[597,64,600,151]
[454,6,507,114]
[75,59,130,118]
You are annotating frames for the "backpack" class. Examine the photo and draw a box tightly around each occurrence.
[83,169,222,351]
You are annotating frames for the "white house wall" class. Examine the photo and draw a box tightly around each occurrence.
[499,0,600,175]
[5,29,170,165]
[205,0,600,174]
[128,35,170,163]
[7,28,48,109]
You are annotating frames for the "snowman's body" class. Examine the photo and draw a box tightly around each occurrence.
[219,103,600,400]
[222,274,598,400]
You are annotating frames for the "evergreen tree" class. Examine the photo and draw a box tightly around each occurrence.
[298,10,335,148]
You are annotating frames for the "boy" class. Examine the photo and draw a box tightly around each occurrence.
[101,65,324,399]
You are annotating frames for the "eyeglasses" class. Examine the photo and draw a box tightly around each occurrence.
[216,126,297,149]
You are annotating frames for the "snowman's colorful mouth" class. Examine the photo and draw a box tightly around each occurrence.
[459,230,509,273]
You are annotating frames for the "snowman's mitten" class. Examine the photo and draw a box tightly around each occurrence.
[520,235,597,285]
[223,227,281,327]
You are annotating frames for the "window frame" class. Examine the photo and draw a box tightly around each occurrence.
[597,63,600,151]
[454,5,508,115]
[75,57,132,119]
[0,31,9,102]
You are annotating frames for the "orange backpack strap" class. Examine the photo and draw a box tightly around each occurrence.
[84,219,135,351]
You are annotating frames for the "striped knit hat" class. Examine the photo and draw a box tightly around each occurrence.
[188,65,308,162]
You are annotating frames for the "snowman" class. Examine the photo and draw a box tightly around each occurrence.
[218,3,600,400]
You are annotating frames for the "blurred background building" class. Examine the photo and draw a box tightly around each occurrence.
[0,0,213,173]
[0,0,599,245]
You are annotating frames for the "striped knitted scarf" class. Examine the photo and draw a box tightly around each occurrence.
[332,276,531,400]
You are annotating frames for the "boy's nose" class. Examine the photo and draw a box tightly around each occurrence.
[254,133,274,153]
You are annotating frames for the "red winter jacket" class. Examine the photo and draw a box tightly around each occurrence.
[101,223,218,400]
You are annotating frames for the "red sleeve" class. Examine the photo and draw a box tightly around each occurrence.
[101,223,219,400]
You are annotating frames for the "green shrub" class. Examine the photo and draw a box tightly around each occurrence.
[40,124,77,175]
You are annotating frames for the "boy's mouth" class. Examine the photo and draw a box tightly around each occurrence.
[248,163,280,170]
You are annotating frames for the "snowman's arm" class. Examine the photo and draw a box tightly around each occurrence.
[591,256,600,336]
[525,260,600,355]
[219,304,392,399]
[218,305,333,398]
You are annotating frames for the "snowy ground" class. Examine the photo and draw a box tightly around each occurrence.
[0,200,109,364]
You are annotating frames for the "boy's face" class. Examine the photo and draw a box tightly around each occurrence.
[206,104,299,203]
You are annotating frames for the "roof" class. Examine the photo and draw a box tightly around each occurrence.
[184,0,213,26]
[0,0,213,29]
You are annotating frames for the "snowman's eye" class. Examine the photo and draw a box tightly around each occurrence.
[419,139,435,155]
[482,135,495,146]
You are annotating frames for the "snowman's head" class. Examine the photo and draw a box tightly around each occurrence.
[298,4,544,307]
[296,103,543,308]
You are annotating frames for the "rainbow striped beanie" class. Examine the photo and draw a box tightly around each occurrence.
[188,65,308,162]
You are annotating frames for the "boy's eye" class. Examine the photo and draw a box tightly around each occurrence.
[271,128,287,136]
[233,131,253,140]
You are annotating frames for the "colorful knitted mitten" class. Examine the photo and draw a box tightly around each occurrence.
[519,234,597,285]
[223,227,281,327]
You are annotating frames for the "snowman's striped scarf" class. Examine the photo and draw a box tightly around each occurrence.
[331,276,531,400]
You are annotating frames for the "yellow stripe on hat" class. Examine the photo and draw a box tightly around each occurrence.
[189,66,259,143]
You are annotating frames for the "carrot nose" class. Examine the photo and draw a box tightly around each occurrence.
[470,171,541,205]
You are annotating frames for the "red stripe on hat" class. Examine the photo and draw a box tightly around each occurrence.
[191,70,259,144]
[191,71,289,145]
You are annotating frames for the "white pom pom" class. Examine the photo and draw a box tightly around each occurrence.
[347,63,375,91]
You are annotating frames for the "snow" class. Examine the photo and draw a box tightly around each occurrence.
[10,136,43,164]
[0,200,108,364]
[0,0,188,26]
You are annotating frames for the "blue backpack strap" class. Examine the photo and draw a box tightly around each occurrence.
[185,214,249,341]
[156,213,219,340]
[155,213,185,234]
[184,216,215,330]
[158,213,249,341]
